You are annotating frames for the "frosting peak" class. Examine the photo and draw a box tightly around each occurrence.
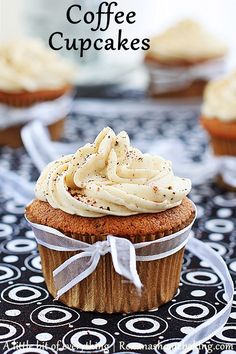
[202,72,236,122]
[36,128,191,217]
[148,19,227,62]
[0,38,74,92]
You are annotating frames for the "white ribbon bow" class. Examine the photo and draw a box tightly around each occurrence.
[53,235,142,299]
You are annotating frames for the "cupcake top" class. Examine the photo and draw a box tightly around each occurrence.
[147,19,227,63]
[35,127,191,217]
[0,38,74,93]
[202,72,236,122]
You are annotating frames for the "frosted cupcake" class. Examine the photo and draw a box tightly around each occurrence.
[26,127,195,313]
[201,72,236,190]
[145,19,227,98]
[0,38,74,106]
[0,38,74,147]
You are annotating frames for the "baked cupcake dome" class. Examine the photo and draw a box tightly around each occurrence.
[26,127,194,313]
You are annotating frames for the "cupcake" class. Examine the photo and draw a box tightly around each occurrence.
[0,38,74,147]
[201,72,236,190]
[26,127,195,313]
[201,72,236,155]
[145,19,227,98]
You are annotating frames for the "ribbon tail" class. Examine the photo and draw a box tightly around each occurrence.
[21,120,57,171]
[108,235,143,290]
[53,251,101,300]
[0,166,34,203]
[168,237,234,354]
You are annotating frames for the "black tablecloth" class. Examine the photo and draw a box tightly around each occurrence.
[0,99,235,354]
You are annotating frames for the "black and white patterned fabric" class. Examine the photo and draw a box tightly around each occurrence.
[0,98,235,354]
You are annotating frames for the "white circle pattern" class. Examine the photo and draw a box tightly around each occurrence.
[30,305,80,327]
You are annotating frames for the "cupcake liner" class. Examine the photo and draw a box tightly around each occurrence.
[38,241,184,313]
[47,118,65,141]
[0,94,73,148]
[210,136,236,156]
[0,85,71,107]
[0,118,65,148]
[28,211,195,313]
[146,57,225,98]
[149,79,206,99]
[201,116,236,159]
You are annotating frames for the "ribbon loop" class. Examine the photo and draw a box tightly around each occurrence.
[108,235,143,289]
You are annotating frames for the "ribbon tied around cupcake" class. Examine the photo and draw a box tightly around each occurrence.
[27,215,195,299]
[26,126,195,298]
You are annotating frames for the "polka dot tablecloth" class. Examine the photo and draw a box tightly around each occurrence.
[0,99,236,354]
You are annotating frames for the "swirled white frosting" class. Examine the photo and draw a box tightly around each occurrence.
[202,72,236,122]
[35,128,191,217]
[148,19,227,62]
[0,38,74,92]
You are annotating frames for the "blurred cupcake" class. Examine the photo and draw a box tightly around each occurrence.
[201,72,236,190]
[0,38,74,147]
[0,38,74,106]
[26,127,195,313]
[145,19,227,98]
[201,72,236,155]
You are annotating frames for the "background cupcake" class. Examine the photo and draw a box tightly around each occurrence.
[0,38,74,147]
[201,72,236,155]
[201,71,236,190]
[26,127,195,313]
[145,19,228,98]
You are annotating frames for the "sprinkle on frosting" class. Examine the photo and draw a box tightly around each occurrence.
[0,38,74,92]
[35,127,191,217]
[202,72,236,122]
[147,19,227,62]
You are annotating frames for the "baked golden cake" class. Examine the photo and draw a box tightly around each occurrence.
[145,19,227,98]
[26,127,195,313]
[0,38,74,147]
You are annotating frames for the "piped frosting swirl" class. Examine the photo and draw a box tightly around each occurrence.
[35,127,191,217]
[148,19,227,62]
[0,38,74,92]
